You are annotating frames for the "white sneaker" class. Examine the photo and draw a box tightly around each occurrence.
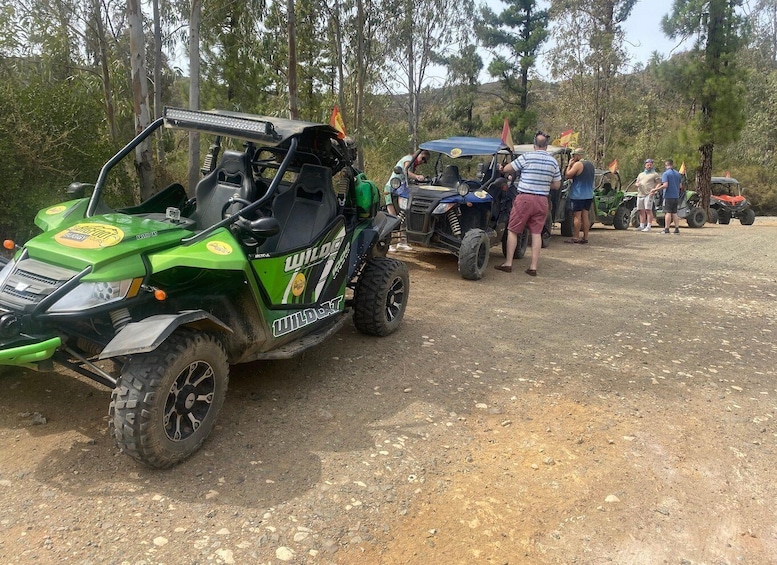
[638,224,645,230]
[388,245,397,252]
[396,242,413,251]
[643,225,651,232]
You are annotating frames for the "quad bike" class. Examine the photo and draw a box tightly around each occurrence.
[390,137,525,280]
[0,107,408,468]
[626,185,707,229]
[708,176,755,225]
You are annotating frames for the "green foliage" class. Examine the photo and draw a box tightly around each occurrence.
[0,68,125,242]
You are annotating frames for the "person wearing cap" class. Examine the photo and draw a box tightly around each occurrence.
[635,158,661,231]
[564,148,595,244]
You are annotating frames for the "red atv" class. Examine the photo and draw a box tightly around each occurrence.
[709,176,755,225]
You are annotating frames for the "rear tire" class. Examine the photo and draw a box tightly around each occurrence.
[353,257,409,335]
[613,205,630,230]
[739,208,755,225]
[458,229,490,280]
[109,330,229,468]
[516,228,530,258]
[560,209,574,237]
[686,206,706,228]
[708,208,719,224]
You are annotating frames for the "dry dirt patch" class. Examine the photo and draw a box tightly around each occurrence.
[1,220,776,564]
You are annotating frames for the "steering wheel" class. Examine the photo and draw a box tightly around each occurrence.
[221,197,254,219]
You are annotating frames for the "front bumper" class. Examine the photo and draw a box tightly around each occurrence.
[0,336,61,368]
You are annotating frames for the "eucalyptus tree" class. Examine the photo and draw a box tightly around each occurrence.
[662,0,747,209]
[128,0,154,198]
[379,0,472,151]
[476,0,549,141]
[547,0,636,163]
[436,44,483,136]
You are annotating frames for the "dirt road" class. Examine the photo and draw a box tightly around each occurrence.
[1,219,776,564]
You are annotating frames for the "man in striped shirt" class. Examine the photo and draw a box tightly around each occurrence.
[494,131,562,277]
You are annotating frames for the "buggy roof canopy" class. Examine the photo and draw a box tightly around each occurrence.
[513,144,570,156]
[711,176,740,184]
[163,107,339,147]
[419,137,510,157]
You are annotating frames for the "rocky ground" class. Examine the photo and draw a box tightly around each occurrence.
[1,218,776,565]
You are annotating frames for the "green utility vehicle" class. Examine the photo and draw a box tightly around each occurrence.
[0,108,408,468]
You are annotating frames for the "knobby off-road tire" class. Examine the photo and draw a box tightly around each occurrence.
[739,208,756,225]
[501,228,528,259]
[458,229,490,280]
[686,206,707,228]
[353,257,409,336]
[718,211,731,224]
[613,205,631,230]
[708,208,719,224]
[109,330,229,468]
[560,209,574,237]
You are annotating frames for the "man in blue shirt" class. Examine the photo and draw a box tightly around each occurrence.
[652,159,683,234]
[564,148,595,243]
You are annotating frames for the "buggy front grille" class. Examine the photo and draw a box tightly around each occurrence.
[407,195,436,232]
[0,258,79,311]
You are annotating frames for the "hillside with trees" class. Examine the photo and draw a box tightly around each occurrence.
[0,0,775,242]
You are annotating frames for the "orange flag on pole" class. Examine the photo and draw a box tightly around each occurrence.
[679,162,686,175]
[557,129,574,147]
[329,106,346,139]
[608,159,619,174]
[725,170,730,178]
[500,118,514,147]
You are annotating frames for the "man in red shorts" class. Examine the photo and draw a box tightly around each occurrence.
[494,132,562,276]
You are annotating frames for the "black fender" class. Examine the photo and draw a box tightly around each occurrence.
[98,310,233,359]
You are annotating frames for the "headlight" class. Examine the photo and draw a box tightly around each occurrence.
[432,203,455,215]
[48,279,135,313]
[398,197,409,211]
[390,177,402,190]
[0,259,15,289]
[457,183,469,197]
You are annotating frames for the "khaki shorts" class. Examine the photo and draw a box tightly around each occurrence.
[636,195,654,210]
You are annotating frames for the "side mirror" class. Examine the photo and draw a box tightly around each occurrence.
[66,182,94,199]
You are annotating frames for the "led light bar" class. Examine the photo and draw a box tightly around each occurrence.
[163,107,279,141]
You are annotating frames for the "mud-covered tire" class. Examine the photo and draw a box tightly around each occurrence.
[739,208,755,225]
[708,208,719,224]
[353,257,409,335]
[560,209,574,237]
[613,205,631,230]
[458,229,490,280]
[109,330,229,468]
[516,228,530,258]
[686,206,706,228]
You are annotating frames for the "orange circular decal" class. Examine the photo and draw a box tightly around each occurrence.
[46,205,67,215]
[291,273,306,297]
[206,241,233,255]
[54,223,124,249]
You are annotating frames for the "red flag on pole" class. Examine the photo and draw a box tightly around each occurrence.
[500,118,514,147]
[329,106,346,139]
[725,170,730,178]
[608,159,619,174]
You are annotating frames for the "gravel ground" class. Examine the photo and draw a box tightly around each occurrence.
[1,218,776,564]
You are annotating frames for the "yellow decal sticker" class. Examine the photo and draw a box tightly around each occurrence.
[450,148,462,158]
[46,205,67,215]
[291,272,306,297]
[474,190,488,199]
[54,223,124,249]
[206,241,233,255]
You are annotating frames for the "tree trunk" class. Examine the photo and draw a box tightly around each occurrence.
[128,0,154,200]
[152,0,165,165]
[354,0,366,170]
[93,0,117,141]
[287,0,299,119]
[698,142,713,211]
[188,0,202,192]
